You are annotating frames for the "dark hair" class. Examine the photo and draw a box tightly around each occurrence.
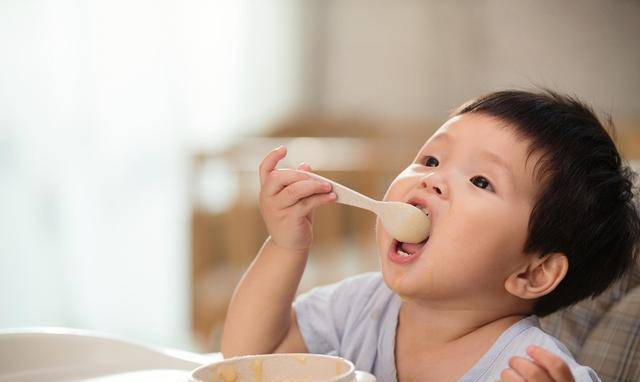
[452,89,640,316]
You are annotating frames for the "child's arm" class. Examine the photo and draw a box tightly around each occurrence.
[220,146,336,357]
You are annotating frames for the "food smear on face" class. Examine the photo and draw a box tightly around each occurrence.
[391,274,405,293]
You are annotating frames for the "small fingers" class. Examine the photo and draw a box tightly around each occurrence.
[298,162,312,172]
[508,356,553,382]
[275,179,333,209]
[499,367,526,382]
[290,191,337,218]
[262,168,315,197]
[527,346,575,382]
[259,145,286,188]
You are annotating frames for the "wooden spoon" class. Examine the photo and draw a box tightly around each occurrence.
[288,169,431,243]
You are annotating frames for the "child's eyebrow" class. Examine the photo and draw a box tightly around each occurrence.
[477,150,516,186]
[428,133,452,144]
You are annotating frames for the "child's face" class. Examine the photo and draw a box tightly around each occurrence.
[376,113,541,309]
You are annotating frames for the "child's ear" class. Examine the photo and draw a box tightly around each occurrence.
[504,252,568,299]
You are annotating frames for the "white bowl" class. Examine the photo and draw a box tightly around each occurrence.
[190,353,376,382]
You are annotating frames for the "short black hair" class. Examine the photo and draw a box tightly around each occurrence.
[452,89,640,317]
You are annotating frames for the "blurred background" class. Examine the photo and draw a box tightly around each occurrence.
[1,0,639,353]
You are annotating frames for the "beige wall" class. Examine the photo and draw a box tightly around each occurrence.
[302,0,640,127]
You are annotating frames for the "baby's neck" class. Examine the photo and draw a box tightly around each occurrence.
[397,301,528,347]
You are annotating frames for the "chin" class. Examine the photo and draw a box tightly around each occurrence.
[379,259,408,294]
[380,270,401,295]
[380,252,435,297]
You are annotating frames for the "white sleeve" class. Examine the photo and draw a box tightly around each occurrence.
[293,272,380,355]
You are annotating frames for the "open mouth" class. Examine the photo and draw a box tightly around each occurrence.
[388,201,431,264]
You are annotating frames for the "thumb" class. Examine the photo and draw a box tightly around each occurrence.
[298,162,312,172]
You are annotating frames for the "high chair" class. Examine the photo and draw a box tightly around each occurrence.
[0,327,222,381]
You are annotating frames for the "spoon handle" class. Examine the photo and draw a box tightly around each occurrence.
[289,169,381,215]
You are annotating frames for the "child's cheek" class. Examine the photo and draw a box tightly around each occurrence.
[383,166,421,201]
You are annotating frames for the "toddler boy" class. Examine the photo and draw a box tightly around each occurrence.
[221,90,640,381]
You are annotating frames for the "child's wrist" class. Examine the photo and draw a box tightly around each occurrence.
[267,236,310,257]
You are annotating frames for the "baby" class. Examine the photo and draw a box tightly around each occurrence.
[220,89,640,382]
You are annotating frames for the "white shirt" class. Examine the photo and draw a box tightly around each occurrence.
[294,272,600,382]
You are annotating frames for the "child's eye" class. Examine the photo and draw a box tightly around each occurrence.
[470,176,494,192]
[424,156,439,167]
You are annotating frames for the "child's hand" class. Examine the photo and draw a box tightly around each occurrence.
[496,345,575,382]
[258,145,336,253]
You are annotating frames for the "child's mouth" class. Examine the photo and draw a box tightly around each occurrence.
[387,199,431,264]
[389,236,429,264]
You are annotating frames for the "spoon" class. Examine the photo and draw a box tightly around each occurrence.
[287,169,431,243]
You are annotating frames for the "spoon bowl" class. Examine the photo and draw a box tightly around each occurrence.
[377,201,430,244]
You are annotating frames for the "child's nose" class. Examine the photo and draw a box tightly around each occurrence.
[420,174,448,197]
